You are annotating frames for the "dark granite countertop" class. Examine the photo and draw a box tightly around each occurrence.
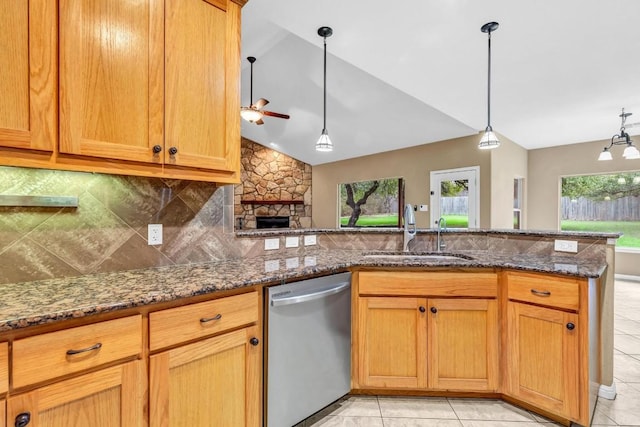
[0,248,607,332]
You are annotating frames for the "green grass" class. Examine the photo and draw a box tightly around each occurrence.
[340,214,398,227]
[440,215,469,228]
[561,220,640,248]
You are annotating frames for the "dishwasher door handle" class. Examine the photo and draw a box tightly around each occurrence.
[270,281,350,307]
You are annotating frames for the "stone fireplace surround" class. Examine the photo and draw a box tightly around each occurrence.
[234,138,312,229]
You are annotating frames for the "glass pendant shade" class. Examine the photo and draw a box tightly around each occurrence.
[598,148,613,161]
[623,144,640,159]
[240,108,263,123]
[478,127,500,150]
[315,129,333,152]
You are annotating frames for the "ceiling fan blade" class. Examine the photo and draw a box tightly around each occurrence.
[255,119,265,125]
[262,110,290,120]
[255,98,269,109]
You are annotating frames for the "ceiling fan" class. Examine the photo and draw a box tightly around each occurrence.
[240,56,290,125]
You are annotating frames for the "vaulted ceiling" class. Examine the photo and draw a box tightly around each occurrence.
[240,0,640,165]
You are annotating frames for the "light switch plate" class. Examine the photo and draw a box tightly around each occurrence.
[419,204,428,212]
[554,239,578,253]
[285,236,299,248]
[304,235,317,246]
[264,238,280,250]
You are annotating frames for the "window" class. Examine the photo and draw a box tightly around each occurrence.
[339,178,404,228]
[514,178,524,230]
[561,172,640,248]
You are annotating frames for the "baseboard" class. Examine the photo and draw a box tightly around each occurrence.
[614,274,640,282]
[598,382,617,400]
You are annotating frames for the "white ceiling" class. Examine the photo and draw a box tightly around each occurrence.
[240,0,640,166]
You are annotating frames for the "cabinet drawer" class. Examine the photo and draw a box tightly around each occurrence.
[0,342,7,395]
[149,291,259,351]
[507,272,580,311]
[13,315,142,389]
[358,271,497,297]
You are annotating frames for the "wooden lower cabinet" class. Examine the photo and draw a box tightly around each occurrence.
[505,301,580,421]
[1,399,5,427]
[149,325,261,427]
[357,296,498,392]
[358,297,427,389]
[6,360,145,427]
[427,298,498,391]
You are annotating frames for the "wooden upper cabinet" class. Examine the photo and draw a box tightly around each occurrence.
[0,0,57,151]
[164,0,241,173]
[59,0,164,163]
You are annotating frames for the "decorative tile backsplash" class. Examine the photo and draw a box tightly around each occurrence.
[0,166,254,285]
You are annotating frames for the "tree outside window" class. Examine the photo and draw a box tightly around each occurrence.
[339,178,403,228]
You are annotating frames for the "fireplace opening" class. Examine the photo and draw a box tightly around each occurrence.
[256,216,290,229]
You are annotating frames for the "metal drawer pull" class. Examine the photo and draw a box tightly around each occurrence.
[530,289,551,297]
[200,313,222,323]
[66,342,102,356]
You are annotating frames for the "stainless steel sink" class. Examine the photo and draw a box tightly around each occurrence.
[363,251,473,261]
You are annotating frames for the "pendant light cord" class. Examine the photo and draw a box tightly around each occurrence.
[250,61,254,106]
[487,30,492,129]
[323,35,327,131]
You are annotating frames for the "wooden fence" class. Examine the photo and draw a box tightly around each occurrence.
[561,196,640,221]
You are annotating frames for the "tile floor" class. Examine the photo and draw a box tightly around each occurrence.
[297,279,640,427]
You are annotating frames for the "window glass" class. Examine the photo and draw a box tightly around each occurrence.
[339,178,403,228]
[561,172,640,248]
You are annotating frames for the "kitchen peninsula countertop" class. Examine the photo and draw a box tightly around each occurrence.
[0,247,610,332]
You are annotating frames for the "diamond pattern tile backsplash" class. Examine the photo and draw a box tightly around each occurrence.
[0,166,249,285]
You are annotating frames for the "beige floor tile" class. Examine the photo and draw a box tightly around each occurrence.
[309,415,384,427]
[448,398,535,422]
[382,419,463,427]
[458,421,540,427]
[378,397,457,419]
[324,396,381,417]
[615,334,640,355]
[613,353,640,382]
[591,407,619,425]
[596,382,640,425]
[616,318,640,335]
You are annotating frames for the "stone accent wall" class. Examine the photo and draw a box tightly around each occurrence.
[235,138,312,229]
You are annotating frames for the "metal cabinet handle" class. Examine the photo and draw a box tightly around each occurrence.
[15,412,31,427]
[152,145,162,154]
[530,289,551,297]
[250,337,259,346]
[168,147,178,155]
[430,307,438,314]
[419,306,426,313]
[66,342,102,356]
[200,313,222,323]
[566,322,575,331]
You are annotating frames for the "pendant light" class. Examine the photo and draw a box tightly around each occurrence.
[479,22,500,150]
[316,26,333,152]
[598,108,640,160]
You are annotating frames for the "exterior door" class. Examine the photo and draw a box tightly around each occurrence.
[427,298,498,391]
[358,297,427,389]
[506,301,580,420]
[0,0,56,151]
[430,167,479,228]
[149,326,261,427]
[6,361,145,427]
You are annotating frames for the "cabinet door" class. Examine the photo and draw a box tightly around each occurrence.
[506,302,580,420]
[59,0,164,163]
[0,0,56,151]
[149,326,261,427]
[1,399,5,427]
[164,0,241,172]
[427,298,498,391]
[6,360,145,427]
[358,297,427,389]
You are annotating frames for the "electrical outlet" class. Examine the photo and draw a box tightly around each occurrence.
[148,224,163,245]
[286,257,299,269]
[285,236,299,248]
[264,238,280,250]
[554,239,578,253]
[304,234,317,246]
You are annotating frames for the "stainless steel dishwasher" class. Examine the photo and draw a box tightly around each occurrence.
[266,272,351,427]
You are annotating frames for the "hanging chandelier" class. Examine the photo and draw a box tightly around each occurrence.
[598,108,640,160]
